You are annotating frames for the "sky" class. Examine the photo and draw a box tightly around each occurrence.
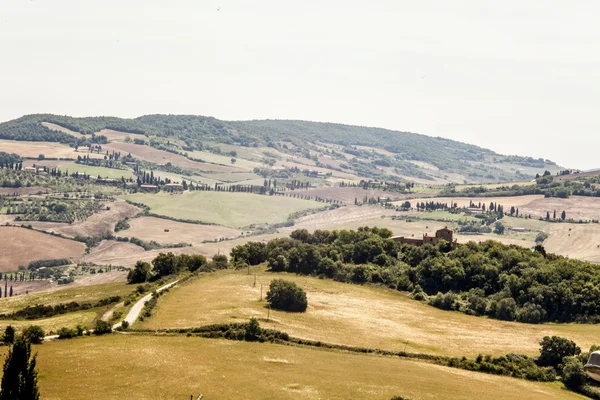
[0,0,599,169]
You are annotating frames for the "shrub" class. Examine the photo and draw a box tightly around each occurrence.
[562,357,587,388]
[22,325,45,344]
[121,320,130,330]
[94,320,112,335]
[57,327,77,339]
[266,279,308,312]
[537,336,581,368]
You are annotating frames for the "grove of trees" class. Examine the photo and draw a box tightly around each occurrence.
[231,227,600,324]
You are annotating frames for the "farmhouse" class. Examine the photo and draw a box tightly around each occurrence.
[140,184,159,193]
[164,183,184,192]
[393,227,457,247]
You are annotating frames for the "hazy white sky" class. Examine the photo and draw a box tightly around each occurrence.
[1,0,599,169]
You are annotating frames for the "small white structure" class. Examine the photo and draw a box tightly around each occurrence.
[585,351,600,381]
[511,227,526,233]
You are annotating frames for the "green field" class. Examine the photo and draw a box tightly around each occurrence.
[65,163,135,179]
[139,269,600,358]
[124,191,326,228]
[0,282,132,314]
[22,335,579,400]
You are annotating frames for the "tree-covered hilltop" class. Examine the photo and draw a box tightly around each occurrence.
[0,114,560,182]
[230,227,600,324]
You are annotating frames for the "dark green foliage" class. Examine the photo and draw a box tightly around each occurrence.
[94,320,112,335]
[448,353,556,382]
[27,258,70,270]
[211,254,228,270]
[538,336,581,368]
[151,252,211,278]
[232,227,600,324]
[266,279,308,312]
[0,335,40,400]
[3,326,15,345]
[127,261,152,284]
[562,357,587,388]
[21,326,45,345]
[114,218,131,232]
[57,327,77,339]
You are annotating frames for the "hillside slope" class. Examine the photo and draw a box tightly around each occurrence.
[0,114,561,183]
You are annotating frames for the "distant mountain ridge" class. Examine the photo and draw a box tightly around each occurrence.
[0,114,562,183]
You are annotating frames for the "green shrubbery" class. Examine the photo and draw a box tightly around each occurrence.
[266,279,307,312]
[231,227,600,324]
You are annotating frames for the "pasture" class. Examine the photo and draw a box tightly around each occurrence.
[27,201,140,238]
[140,269,600,358]
[124,191,326,228]
[186,150,262,171]
[64,163,135,179]
[119,217,241,245]
[291,186,408,204]
[24,335,578,400]
[0,281,131,314]
[0,311,96,334]
[103,142,244,173]
[0,227,85,271]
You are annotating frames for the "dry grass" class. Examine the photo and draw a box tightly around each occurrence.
[119,217,241,245]
[41,122,85,138]
[0,282,131,314]
[103,142,245,173]
[123,191,326,228]
[81,240,146,267]
[25,335,580,400]
[292,187,409,204]
[399,195,545,209]
[0,311,97,333]
[0,227,86,271]
[520,196,600,221]
[141,269,600,358]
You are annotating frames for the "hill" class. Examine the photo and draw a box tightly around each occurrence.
[0,114,562,184]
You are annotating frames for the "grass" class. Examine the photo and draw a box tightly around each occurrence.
[406,210,477,222]
[455,180,534,192]
[186,150,262,171]
[0,282,132,314]
[20,335,580,400]
[140,268,600,358]
[0,311,97,334]
[124,191,326,228]
[64,164,135,179]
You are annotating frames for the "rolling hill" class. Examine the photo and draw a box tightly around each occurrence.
[0,114,562,184]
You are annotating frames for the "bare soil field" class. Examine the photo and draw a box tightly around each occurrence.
[520,196,600,221]
[81,240,146,266]
[402,195,545,209]
[276,160,359,179]
[27,201,140,238]
[0,140,79,159]
[291,187,409,204]
[140,269,600,358]
[0,226,86,271]
[41,122,85,138]
[119,217,241,245]
[95,129,141,142]
[103,142,246,173]
[0,186,48,195]
[26,335,577,400]
[544,222,600,262]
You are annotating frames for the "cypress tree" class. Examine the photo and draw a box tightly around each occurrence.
[0,335,40,400]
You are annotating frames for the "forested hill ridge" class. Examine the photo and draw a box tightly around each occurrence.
[0,114,561,183]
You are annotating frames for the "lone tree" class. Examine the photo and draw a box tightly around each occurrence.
[266,279,308,312]
[0,335,40,400]
[537,336,580,369]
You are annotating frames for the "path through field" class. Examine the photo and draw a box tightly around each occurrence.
[113,280,179,330]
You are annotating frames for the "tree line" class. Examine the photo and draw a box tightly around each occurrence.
[230,227,600,324]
